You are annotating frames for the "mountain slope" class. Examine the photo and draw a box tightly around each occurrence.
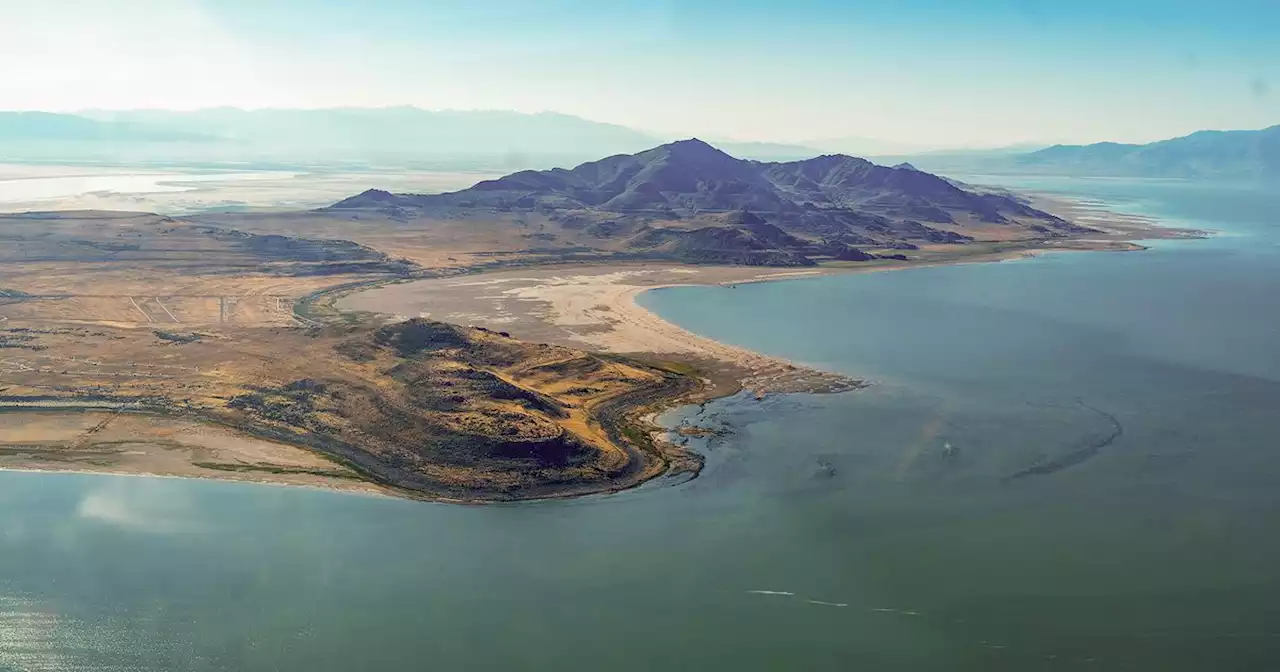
[1016,125,1280,179]
[331,139,1089,266]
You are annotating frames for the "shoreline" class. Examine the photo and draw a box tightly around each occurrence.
[337,240,1159,401]
[0,406,399,498]
[0,464,394,499]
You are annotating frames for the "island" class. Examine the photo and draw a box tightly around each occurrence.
[0,140,1192,500]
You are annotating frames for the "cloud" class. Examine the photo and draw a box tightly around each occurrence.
[75,478,203,534]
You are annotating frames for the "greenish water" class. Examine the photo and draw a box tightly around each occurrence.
[3,178,1279,670]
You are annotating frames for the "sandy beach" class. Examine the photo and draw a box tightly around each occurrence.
[340,265,861,395]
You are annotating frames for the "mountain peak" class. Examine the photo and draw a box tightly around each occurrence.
[329,188,401,209]
[656,138,731,159]
[786,153,874,168]
[667,137,716,150]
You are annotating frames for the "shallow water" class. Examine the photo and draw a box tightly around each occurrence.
[0,165,492,214]
[2,177,1278,670]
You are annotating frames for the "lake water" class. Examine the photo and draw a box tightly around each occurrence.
[3,178,1279,670]
[0,170,294,205]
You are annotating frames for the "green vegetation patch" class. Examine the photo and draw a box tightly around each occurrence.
[192,461,359,479]
[153,330,203,344]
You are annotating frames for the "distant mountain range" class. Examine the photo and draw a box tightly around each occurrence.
[0,108,995,168]
[1015,125,1280,179]
[0,108,663,168]
[331,139,1086,266]
[6,107,1270,181]
[0,111,212,143]
[0,109,820,167]
[85,107,661,160]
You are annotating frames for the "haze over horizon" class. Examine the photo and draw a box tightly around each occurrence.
[1,0,1277,149]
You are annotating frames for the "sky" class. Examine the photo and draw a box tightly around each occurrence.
[1,0,1277,148]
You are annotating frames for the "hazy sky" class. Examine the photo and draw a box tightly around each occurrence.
[2,0,1277,147]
